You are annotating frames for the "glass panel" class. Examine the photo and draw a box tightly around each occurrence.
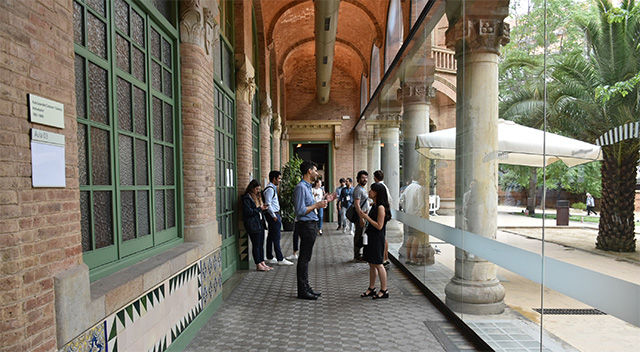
[153,97,162,140]
[135,138,148,185]
[132,46,145,82]
[87,11,106,58]
[116,34,130,73]
[121,190,135,241]
[137,190,150,236]
[117,77,132,131]
[88,62,108,125]
[154,143,164,186]
[80,191,91,251]
[150,28,161,59]
[213,34,221,79]
[134,87,147,136]
[77,124,88,185]
[86,0,105,17]
[75,56,86,119]
[166,189,175,228]
[91,127,111,185]
[222,43,232,89]
[118,134,133,185]
[155,190,165,231]
[151,61,161,91]
[93,191,113,249]
[150,0,172,23]
[163,102,173,142]
[165,146,173,185]
[114,0,129,35]
[131,9,144,46]
[162,37,171,68]
[73,1,84,45]
[163,68,172,97]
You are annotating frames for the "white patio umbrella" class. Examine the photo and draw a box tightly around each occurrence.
[415,119,603,167]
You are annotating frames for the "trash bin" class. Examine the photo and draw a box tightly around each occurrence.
[556,200,570,226]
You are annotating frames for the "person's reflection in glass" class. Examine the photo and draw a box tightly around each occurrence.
[399,170,427,265]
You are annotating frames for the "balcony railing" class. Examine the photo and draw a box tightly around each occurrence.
[432,47,456,73]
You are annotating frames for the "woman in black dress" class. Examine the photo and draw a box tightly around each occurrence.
[242,179,272,271]
[357,182,391,299]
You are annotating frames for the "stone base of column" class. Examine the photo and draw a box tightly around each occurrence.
[444,277,506,315]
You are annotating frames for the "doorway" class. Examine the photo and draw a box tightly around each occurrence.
[291,142,333,222]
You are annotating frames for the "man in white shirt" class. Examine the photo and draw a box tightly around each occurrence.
[399,170,427,265]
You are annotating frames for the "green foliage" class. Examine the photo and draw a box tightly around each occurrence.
[279,156,303,223]
[572,202,587,210]
[498,161,602,197]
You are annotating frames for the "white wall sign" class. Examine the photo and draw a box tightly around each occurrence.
[31,129,66,188]
[29,94,65,128]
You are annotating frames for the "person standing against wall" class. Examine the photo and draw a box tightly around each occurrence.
[264,171,294,266]
[293,161,337,300]
[338,178,354,234]
[242,179,272,271]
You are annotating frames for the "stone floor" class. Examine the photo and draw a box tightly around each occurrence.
[184,225,468,352]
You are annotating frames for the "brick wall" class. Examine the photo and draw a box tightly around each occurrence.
[0,0,79,351]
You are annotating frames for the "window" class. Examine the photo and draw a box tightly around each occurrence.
[385,0,404,71]
[360,75,368,113]
[74,0,180,279]
[370,45,381,98]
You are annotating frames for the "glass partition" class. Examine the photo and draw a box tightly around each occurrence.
[356,0,640,350]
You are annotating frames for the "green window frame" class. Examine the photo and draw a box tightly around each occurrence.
[74,0,182,280]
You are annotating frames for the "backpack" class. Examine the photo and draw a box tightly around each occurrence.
[262,185,276,205]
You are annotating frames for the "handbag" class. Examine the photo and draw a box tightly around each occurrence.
[346,204,358,223]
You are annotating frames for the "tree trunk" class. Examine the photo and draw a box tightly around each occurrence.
[526,167,537,216]
[596,142,639,252]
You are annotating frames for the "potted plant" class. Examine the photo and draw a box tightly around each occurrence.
[279,156,303,231]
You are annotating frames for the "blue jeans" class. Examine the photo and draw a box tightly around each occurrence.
[317,208,324,230]
[266,213,283,261]
[248,230,265,264]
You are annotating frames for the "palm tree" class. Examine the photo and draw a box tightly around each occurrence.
[551,0,639,252]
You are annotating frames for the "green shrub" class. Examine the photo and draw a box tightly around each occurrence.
[572,202,586,211]
[280,156,303,223]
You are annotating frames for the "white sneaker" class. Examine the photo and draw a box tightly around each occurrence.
[278,258,294,266]
[286,253,298,260]
[264,258,278,264]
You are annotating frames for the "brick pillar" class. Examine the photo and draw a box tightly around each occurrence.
[260,97,272,183]
[0,0,80,350]
[179,1,219,251]
[235,56,257,191]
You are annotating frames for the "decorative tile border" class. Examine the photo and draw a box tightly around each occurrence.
[59,249,222,352]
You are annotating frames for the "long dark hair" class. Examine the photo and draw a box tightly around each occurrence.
[244,179,261,196]
[370,182,391,222]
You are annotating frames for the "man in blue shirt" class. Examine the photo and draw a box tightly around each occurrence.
[264,171,293,266]
[293,160,336,300]
[338,178,354,233]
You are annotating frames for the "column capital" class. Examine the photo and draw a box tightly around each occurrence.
[179,0,205,48]
[334,125,341,149]
[446,18,510,55]
[236,56,257,103]
[260,97,273,126]
[204,7,220,57]
[400,82,437,105]
[272,113,282,135]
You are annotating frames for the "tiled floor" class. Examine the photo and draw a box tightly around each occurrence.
[184,225,464,352]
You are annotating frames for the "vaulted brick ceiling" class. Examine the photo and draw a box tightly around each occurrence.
[259,0,389,87]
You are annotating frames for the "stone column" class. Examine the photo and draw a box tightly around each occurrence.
[367,125,381,172]
[379,116,401,206]
[443,3,510,314]
[179,0,220,251]
[235,56,257,192]
[401,82,437,264]
[356,125,369,173]
[272,113,282,170]
[260,96,272,183]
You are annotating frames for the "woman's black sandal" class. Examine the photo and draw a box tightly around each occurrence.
[372,289,389,299]
[361,287,376,297]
